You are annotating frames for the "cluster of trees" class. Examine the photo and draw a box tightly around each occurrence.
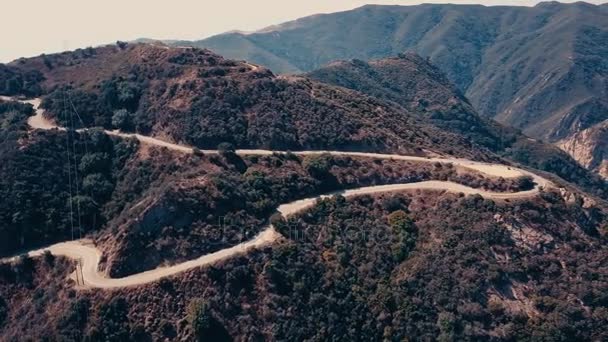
[42,76,142,131]
[187,299,231,341]
[179,73,483,158]
[18,45,489,160]
[306,54,518,153]
[504,138,608,199]
[87,189,603,341]
[221,192,605,341]
[0,65,43,96]
[305,53,608,200]
[0,100,139,256]
[7,44,608,204]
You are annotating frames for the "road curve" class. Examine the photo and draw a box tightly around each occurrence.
[19,97,549,187]
[0,98,552,289]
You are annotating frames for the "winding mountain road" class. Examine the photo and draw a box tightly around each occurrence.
[0,97,552,289]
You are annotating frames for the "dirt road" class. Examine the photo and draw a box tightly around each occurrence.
[0,98,552,289]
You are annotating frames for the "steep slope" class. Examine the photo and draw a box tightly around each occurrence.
[0,98,142,257]
[2,43,608,342]
[307,53,514,151]
[1,43,487,160]
[307,53,608,198]
[558,120,608,178]
[2,190,607,341]
[185,2,608,159]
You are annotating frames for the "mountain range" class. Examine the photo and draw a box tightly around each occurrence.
[0,3,607,339]
[178,1,608,176]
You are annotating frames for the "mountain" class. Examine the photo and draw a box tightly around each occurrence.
[4,43,607,197]
[307,53,512,151]
[1,44,608,341]
[184,1,608,171]
[3,183,608,341]
[306,53,608,198]
[4,43,488,159]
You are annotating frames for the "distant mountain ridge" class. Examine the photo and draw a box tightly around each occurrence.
[175,1,608,171]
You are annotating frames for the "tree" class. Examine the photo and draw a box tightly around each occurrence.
[388,210,414,233]
[388,210,416,262]
[56,298,91,341]
[43,250,55,266]
[192,147,204,156]
[437,311,457,342]
[188,299,211,341]
[187,299,230,342]
[302,154,332,178]
[516,175,535,190]
[79,152,111,174]
[82,173,114,200]
[116,82,141,112]
[5,77,21,95]
[95,297,131,341]
[112,109,133,131]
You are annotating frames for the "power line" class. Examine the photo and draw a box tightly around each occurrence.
[67,91,93,239]
[62,89,75,241]
[68,92,83,240]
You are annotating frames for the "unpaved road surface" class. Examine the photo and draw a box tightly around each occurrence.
[0,98,553,289]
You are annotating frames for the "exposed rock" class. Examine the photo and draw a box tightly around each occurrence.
[494,214,554,251]
[558,120,608,179]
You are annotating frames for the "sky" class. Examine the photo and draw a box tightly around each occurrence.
[1,0,605,62]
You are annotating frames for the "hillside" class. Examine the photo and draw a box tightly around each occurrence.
[2,43,490,159]
[4,43,607,197]
[558,121,608,178]
[2,190,608,340]
[307,53,513,151]
[1,43,608,341]
[186,1,608,169]
[307,53,608,198]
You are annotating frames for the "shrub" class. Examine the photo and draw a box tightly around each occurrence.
[187,299,230,342]
[43,250,55,266]
[217,142,235,154]
[111,109,133,131]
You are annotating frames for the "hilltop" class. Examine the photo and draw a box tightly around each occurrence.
[2,43,490,159]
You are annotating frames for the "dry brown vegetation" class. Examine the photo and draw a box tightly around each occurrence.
[97,148,530,277]
[5,43,492,159]
[1,189,607,341]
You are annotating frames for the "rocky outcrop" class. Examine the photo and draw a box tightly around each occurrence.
[557,120,608,179]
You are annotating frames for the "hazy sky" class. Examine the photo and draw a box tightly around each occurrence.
[1,0,605,62]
